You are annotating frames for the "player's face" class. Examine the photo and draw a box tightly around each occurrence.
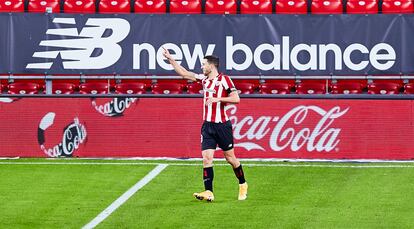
[201,59,213,76]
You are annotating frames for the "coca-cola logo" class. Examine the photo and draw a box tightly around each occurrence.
[37,112,87,157]
[227,105,349,152]
[91,97,138,117]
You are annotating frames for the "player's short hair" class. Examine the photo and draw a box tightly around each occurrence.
[204,55,219,69]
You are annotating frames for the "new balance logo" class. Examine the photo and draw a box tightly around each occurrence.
[26,18,130,69]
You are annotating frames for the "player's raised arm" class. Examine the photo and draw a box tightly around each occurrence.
[162,47,198,81]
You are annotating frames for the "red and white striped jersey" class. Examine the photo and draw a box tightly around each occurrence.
[195,73,237,123]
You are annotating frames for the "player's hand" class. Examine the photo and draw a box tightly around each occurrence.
[162,47,172,61]
[206,97,220,106]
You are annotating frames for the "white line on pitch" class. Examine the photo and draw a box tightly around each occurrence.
[82,164,168,229]
[2,161,414,168]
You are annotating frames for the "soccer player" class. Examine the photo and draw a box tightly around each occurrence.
[163,47,248,201]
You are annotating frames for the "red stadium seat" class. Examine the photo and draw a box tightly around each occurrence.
[28,0,60,13]
[114,82,147,94]
[403,83,414,94]
[0,81,7,93]
[259,80,294,94]
[276,0,307,14]
[187,82,204,94]
[52,82,78,94]
[170,0,201,13]
[331,81,366,94]
[0,0,24,12]
[205,0,237,14]
[151,81,185,94]
[64,0,96,13]
[311,0,342,14]
[367,81,402,94]
[7,82,42,94]
[79,82,111,94]
[99,0,130,13]
[295,80,328,94]
[233,82,256,94]
[135,0,166,13]
[240,0,273,14]
[346,0,378,14]
[382,0,413,13]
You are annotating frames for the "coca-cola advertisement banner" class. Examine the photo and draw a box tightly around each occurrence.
[1,14,414,75]
[0,97,413,160]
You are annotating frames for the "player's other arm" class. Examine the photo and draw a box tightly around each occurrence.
[206,91,240,105]
[162,47,197,81]
[218,91,240,104]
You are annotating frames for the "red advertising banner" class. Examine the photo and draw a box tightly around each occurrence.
[0,97,413,160]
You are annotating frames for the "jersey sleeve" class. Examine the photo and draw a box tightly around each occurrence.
[223,75,237,94]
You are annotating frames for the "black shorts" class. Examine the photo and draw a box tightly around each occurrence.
[201,120,234,151]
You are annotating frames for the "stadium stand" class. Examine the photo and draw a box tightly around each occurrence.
[259,80,295,94]
[170,0,202,14]
[99,0,131,13]
[205,0,237,14]
[367,80,404,94]
[7,82,42,94]
[28,0,61,13]
[186,81,204,94]
[382,0,414,13]
[52,82,78,94]
[240,0,273,14]
[311,0,343,14]
[79,81,111,94]
[0,0,24,12]
[330,80,367,94]
[346,0,378,14]
[403,82,414,94]
[135,0,166,13]
[114,80,149,94]
[0,0,411,95]
[295,80,328,94]
[151,80,186,94]
[63,0,96,13]
[275,0,307,14]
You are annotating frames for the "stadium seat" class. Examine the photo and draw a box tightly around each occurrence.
[240,0,273,14]
[403,83,414,94]
[151,81,185,94]
[52,82,78,94]
[170,0,201,14]
[295,80,328,94]
[79,82,111,94]
[0,0,24,12]
[382,0,413,13]
[64,0,96,13]
[346,0,378,14]
[114,82,147,94]
[28,0,60,13]
[330,81,366,94]
[233,82,257,94]
[0,81,7,93]
[367,81,402,94]
[134,0,166,13]
[259,80,294,94]
[311,0,342,14]
[205,0,237,14]
[7,82,42,94]
[275,0,307,14]
[187,82,204,94]
[99,0,130,13]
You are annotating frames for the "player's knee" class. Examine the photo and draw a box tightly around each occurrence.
[203,157,213,167]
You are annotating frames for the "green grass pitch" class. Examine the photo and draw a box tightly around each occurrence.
[1,159,414,228]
